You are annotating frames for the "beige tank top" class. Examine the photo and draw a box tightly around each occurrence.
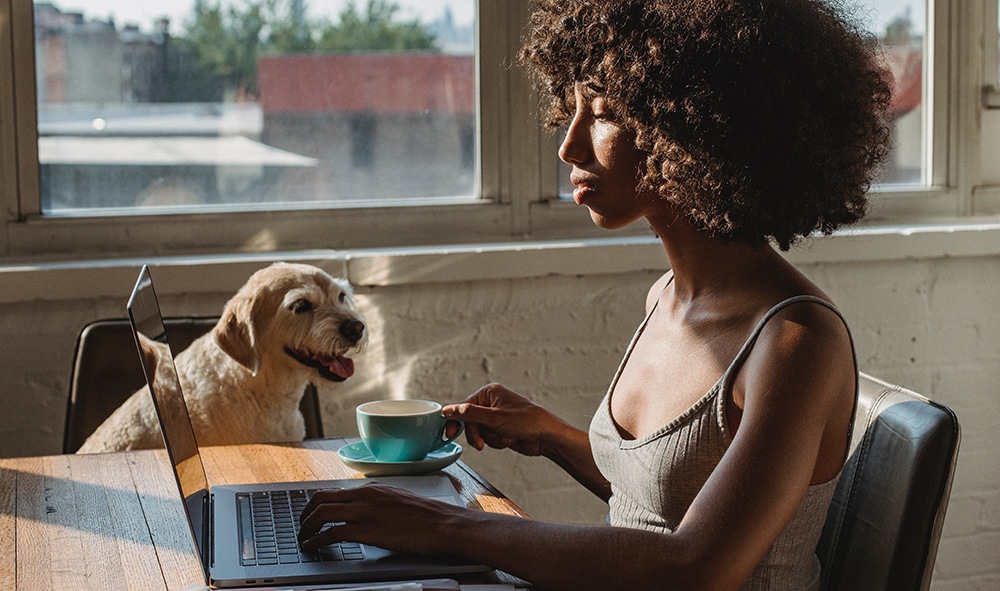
[590,289,857,590]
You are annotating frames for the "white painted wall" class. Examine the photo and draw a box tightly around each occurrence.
[0,229,997,589]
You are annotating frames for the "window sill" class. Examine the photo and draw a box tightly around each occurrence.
[1,217,998,304]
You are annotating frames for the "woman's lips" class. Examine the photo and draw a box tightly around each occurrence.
[572,184,595,204]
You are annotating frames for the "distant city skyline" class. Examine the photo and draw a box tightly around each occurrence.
[43,0,475,34]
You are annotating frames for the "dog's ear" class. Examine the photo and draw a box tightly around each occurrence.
[214,290,261,375]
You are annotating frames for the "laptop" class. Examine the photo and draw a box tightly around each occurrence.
[126,265,490,588]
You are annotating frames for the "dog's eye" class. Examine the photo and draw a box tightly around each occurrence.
[290,299,312,314]
[338,292,347,303]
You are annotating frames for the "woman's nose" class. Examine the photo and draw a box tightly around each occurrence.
[558,116,589,166]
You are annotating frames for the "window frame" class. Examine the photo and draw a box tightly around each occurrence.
[983,0,1000,107]
[0,0,993,262]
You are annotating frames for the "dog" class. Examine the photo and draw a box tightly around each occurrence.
[78,262,367,453]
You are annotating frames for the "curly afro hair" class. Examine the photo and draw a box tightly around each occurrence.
[520,0,893,250]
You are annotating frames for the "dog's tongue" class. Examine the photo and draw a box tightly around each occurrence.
[326,354,355,379]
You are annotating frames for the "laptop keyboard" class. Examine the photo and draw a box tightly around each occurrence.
[238,489,364,567]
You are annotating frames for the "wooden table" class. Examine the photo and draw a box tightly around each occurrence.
[0,437,530,590]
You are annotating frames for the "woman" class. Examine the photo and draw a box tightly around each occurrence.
[298,1,891,589]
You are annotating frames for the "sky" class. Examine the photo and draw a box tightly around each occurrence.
[45,0,475,34]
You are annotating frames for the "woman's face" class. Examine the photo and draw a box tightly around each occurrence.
[558,83,657,229]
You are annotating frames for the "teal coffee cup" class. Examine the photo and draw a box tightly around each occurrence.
[356,399,464,462]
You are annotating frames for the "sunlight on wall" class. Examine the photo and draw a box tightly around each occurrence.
[343,295,414,402]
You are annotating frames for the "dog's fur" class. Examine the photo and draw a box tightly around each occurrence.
[78,262,366,453]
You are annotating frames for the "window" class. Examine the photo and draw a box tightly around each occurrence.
[2,0,611,259]
[986,0,1000,107]
[991,0,1000,84]
[868,0,927,186]
[33,1,476,210]
[0,1,993,262]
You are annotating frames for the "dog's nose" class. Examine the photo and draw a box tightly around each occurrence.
[340,319,365,343]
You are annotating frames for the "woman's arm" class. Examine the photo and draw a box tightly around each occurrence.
[298,302,855,591]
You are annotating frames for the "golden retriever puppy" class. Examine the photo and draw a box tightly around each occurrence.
[78,262,366,453]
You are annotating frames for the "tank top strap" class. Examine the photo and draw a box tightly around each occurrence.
[719,295,849,392]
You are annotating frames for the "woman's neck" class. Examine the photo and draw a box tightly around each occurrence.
[649,212,785,307]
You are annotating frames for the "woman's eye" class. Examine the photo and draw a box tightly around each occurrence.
[592,98,619,122]
[290,299,313,314]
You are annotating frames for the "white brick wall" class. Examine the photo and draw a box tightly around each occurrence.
[794,257,1000,590]
[0,245,996,588]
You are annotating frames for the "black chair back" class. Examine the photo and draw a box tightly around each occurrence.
[817,373,960,591]
[64,317,324,453]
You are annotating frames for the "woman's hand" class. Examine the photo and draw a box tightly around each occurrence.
[442,383,561,456]
[298,482,466,555]
[445,383,611,501]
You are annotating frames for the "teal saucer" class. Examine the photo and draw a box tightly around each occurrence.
[337,441,463,476]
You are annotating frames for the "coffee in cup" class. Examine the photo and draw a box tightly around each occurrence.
[356,399,464,462]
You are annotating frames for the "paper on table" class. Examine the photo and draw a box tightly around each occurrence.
[313,583,422,591]
[213,578,462,591]
[277,584,423,591]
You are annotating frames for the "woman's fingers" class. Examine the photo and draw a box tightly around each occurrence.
[444,402,509,450]
[297,483,457,556]
[299,522,347,550]
[298,484,388,545]
[443,401,498,425]
[463,421,486,450]
[445,403,544,453]
[298,489,353,547]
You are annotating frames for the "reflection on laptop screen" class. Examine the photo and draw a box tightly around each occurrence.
[127,266,209,502]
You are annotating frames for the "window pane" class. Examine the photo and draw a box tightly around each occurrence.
[34,1,476,213]
[556,0,927,198]
[871,0,925,185]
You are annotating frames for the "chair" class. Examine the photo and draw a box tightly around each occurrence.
[816,372,960,591]
[63,317,324,454]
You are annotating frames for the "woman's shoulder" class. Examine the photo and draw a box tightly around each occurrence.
[731,260,855,394]
[751,272,851,352]
[743,291,856,397]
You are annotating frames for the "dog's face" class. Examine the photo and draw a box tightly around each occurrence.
[213,263,367,383]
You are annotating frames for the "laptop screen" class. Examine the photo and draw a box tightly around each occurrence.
[127,266,210,502]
